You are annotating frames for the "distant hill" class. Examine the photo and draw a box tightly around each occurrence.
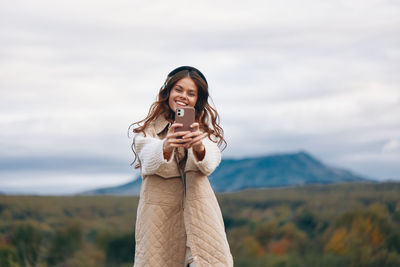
[81,178,142,196]
[210,151,371,192]
[80,151,372,195]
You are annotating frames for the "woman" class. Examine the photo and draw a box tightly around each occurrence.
[130,66,233,267]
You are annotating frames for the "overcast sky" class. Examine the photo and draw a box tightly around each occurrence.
[1,0,399,195]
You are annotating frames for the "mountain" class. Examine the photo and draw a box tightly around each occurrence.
[209,150,371,192]
[81,178,142,196]
[79,151,372,195]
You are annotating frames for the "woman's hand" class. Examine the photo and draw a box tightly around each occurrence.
[183,123,208,160]
[163,123,191,160]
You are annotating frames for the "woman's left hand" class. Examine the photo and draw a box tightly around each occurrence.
[183,122,207,152]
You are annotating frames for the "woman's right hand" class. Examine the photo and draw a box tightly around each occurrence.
[163,123,191,160]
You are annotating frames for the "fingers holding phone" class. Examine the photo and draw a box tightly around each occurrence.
[163,123,191,159]
[182,123,207,151]
[170,107,207,152]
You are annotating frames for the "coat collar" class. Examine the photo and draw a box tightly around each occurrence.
[153,113,171,135]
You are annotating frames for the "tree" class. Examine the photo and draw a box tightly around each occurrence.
[10,222,43,266]
[46,223,82,265]
[0,244,20,267]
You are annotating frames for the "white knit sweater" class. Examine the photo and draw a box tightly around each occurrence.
[134,132,221,178]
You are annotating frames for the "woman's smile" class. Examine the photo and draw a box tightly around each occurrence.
[175,100,188,107]
[168,77,198,112]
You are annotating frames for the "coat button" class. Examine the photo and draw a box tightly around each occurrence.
[193,256,198,260]
[181,234,185,238]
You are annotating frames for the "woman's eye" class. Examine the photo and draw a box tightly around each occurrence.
[175,88,182,92]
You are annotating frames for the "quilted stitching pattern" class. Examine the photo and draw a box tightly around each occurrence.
[133,116,233,267]
[135,200,186,266]
[186,196,233,266]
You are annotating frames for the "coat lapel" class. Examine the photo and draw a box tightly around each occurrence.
[153,114,170,136]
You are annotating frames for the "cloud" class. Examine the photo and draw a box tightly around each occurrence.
[0,171,137,195]
[1,0,400,193]
[382,139,400,153]
[0,155,131,173]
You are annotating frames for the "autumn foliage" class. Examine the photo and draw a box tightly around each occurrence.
[1,182,400,266]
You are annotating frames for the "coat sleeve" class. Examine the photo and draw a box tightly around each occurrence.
[133,133,180,178]
[187,136,222,176]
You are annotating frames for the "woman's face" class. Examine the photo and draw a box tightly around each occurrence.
[168,77,198,112]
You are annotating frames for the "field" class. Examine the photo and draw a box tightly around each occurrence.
[1,182,400,266]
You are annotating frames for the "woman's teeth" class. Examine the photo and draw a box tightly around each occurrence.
[176,101,187,106]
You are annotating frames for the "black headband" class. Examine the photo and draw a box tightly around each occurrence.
[166,66,208,85]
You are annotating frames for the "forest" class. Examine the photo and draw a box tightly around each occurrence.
[1,182,400,266]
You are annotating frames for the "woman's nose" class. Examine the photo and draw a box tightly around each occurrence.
[180,91,188,99]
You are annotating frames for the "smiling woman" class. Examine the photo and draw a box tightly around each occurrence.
[128,66,232,267]
[168,78,199,112]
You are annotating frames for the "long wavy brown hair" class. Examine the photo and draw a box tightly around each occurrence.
[129,68,227,168]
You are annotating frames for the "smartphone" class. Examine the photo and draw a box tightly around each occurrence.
[174,107,195,133]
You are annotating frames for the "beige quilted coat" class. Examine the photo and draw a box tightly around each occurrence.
[133,114,233,267]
